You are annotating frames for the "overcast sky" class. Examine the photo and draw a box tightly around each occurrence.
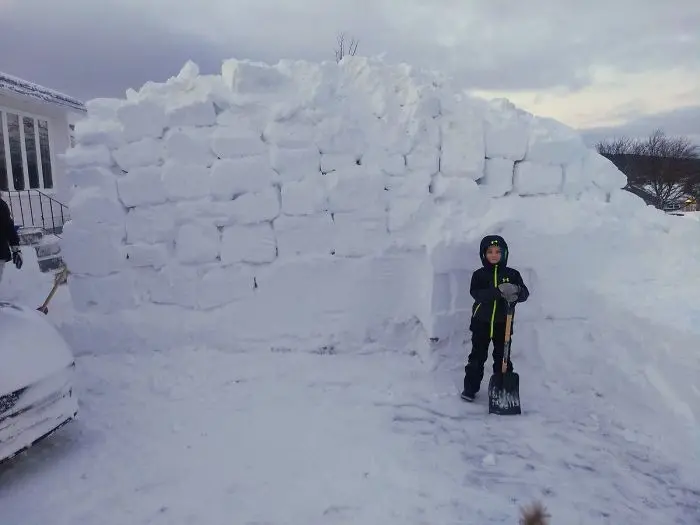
[1,0,698,143]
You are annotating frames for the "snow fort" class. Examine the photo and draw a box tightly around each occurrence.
[59,57,700,356]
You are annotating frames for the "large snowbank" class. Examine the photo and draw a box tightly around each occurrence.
[60,57,699,356]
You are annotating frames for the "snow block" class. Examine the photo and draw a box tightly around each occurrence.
[62,144,113,169]
[125,204,177,244]
[69,187,125,229]
[222,59,291,95]
[165,129,215,167]
[211,128,267,159]
[210,157,275,200]
[66,166,119,199]
[69,273,135,314]
[387,172,431,199]
[117,100,167,142]
[61,221,124,277]
[124,243,169,269]
[440,113,486,179]
[113,138,164,171]
[484,100,530,161]
[269,146,320,183]
[584,150,628,192]
[116,166,167,207]
[162,161,211,201]
[265,120,320,150]
[526,117,586,165]
[220,223,277,264]
[73,118,124,149]
[175,222,220,264]
[229,188,280,224]
[85,97,125,120]
[513,161,563,195]
[274,214,334,257]
[431,273,451,314]
[321,153,359,174]
[281,175,327,216]
[363,150,406,176]
[406,145,439,175]
[167,100,217,128]
[326,167,385,214]
[174,198,240,228]
[141,265,199,309]
[197,265,255,310]
[561,156,588,197]
[481,158,514,197]
[332,213,388,257]
[388,197,424,232]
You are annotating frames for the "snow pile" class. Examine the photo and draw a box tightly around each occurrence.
[60,57,697,355]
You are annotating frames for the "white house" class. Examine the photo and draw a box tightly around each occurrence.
[0,71,86,233]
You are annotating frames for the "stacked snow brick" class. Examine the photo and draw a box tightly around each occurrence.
[61,57,639,350]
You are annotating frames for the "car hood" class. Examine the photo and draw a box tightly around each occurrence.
[0,303,75,396]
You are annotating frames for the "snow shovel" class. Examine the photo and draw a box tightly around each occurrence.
[37,266,69,315]
[488,302,521,415]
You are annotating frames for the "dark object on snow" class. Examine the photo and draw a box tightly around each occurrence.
[519,501,550,525]
[0,198,20,263]
[488,302,521,415]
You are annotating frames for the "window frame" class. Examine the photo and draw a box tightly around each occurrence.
[0,104,57,193]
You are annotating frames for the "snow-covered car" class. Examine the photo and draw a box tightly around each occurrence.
[0,302,78,463]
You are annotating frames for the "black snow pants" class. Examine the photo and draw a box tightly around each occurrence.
[463,321,513,396]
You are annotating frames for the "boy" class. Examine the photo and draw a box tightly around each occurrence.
[0,196,22,285]
[462,234,529,401]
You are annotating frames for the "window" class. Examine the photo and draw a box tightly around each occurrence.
[39,120,53,188]
[23,117,40,188]
[0,109,55,191]
[6,113,24,190]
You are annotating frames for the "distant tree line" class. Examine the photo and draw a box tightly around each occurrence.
[596,130,700,211]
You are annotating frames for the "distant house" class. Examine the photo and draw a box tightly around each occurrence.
[0,71,86,232]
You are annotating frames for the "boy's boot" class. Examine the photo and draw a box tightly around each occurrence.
[461,373,479,401]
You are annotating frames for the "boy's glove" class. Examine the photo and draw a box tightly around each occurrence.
[498,282,520,303]
[11,247,22,270]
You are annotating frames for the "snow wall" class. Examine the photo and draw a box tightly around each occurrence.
[58,57,700,357]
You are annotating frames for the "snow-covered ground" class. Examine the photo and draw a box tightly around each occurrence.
[2,296,698,524]
[1,57,699,524]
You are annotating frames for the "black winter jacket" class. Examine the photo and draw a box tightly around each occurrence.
[470,235,529,331]
[0,198,19,262]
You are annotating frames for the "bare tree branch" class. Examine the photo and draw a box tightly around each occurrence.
[334,32,359,62]
[596,130,700,210]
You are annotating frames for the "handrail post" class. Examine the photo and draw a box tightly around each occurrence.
[17,190,25,227]
[28,190,35,228]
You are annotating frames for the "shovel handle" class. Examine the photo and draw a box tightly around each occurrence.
[502,309,514,373]
[504,312,513,343]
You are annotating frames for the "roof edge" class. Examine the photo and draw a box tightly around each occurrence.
[0,71,86,113]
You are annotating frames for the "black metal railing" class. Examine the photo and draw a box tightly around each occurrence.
[1,189,70,236]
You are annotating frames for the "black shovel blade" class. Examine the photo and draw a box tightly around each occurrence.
[488,372,521,415]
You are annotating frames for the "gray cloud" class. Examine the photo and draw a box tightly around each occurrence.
[1,0,699,115]
[580,105,700,146]
[0,2,232,100]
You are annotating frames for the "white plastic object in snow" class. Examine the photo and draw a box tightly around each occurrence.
[0,302,78,463]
